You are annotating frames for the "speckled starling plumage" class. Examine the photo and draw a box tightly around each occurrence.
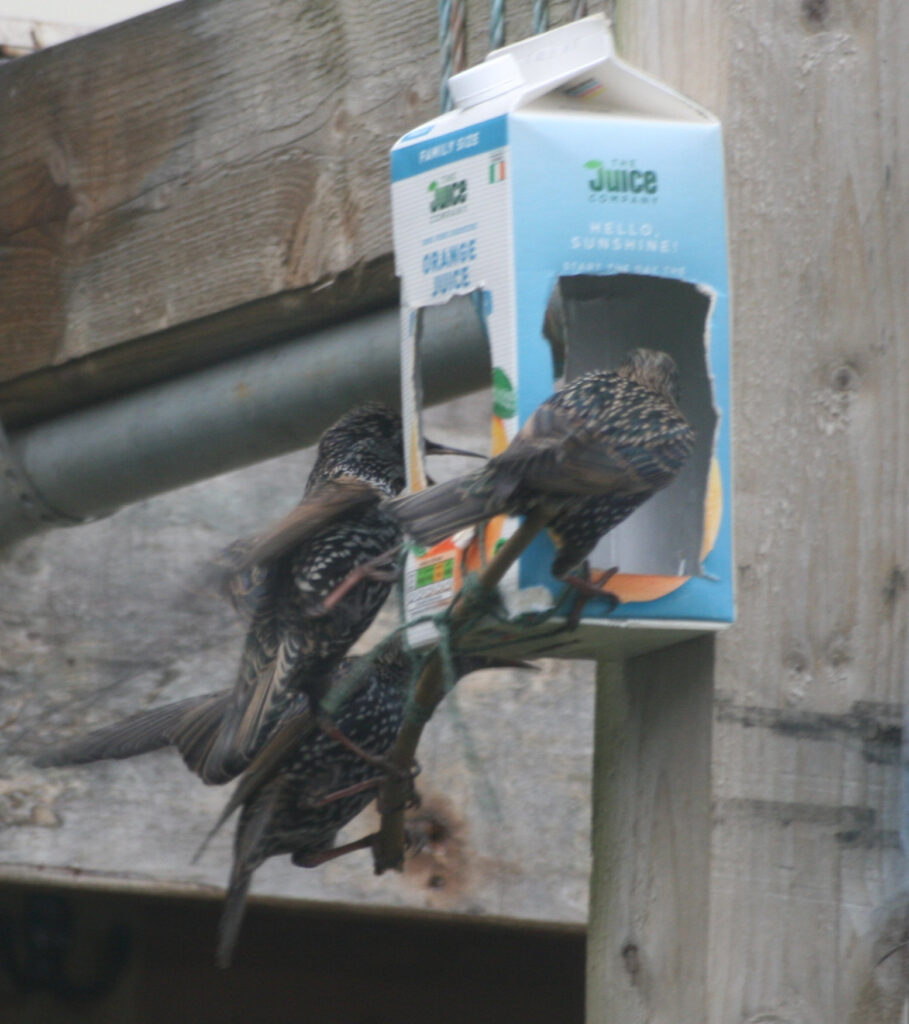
[216,639,521,968]
[385,349,695,578]
[199,404,415,783]
[37,405,416,784]
[215,642,410,967]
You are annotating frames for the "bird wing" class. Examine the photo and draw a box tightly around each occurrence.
[204,502,400,782]
[243,478,383,566]
[487,401,636,498]
[195,651,377,854]
[198,608,286,782]
[194,710,319,862]
[198,539,272,622]
[197,480,382,623]
[493,382,694,498]
[228,631,302,769]
[478,403,577,503]
[549,412,695,495]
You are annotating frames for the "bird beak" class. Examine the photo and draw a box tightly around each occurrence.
[423,438,486,460]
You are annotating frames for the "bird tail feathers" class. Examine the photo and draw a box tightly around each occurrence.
[216,865,253,969]
[216,785,279,968]
[34,693,229,772]
[383,474,492,547]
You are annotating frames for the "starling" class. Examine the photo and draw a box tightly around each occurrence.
[216,639,525,968]
[36,404,472,784]
[385,348,695,580]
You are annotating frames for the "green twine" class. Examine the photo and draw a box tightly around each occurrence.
[532,0,549,34]
[323,541,615,731]
[489,0,505,49]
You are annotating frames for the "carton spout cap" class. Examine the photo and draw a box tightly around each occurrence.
[449,54,523,109]
[448,15,615,111]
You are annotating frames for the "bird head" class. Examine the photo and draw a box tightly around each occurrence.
[618,348,682,405]
[309,404,407,496]
[310,404,484,497]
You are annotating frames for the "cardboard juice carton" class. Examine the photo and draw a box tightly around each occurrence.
[390,15,732,657]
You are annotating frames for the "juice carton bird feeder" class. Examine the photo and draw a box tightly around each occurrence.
[390,15,733,659]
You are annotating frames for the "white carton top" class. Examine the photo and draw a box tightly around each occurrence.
[450,17,613,107]
[449,54,524,108]
[446,14,714,123]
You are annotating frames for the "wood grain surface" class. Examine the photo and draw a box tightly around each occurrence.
[589,2,909,1021]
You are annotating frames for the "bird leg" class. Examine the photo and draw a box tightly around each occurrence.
[304,774,389,807]
[292,833,377,868]
[302,768,420,812]
[292,819,427,868]
[562,565,620,628]
[317,717,419,783]
[311,545,403,616]
[313,717,422,813]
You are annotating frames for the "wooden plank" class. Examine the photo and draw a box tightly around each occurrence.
[0,258,397,427]
[0,880,584,1022]
[0,0,580,428]
[588,643,713,1023]
[0,0,438,425]
[588,1,909,1021]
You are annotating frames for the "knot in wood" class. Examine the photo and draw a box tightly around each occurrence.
[830,362,860,393]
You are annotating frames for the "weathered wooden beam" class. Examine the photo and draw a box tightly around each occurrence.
[0,0,581,429]
[0,0,439,426]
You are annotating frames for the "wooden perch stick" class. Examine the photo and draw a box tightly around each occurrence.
[371,506,551,874]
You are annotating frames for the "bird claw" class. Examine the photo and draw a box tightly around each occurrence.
[303,758,420,811]
[302,775,383,808]
[309,718,421,812]
[562,566,620,628]
[563,566,619,601]
[377,755,421,786]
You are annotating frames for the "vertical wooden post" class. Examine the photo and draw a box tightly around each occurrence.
[588,2,909,1021]
[588,641,713,1023]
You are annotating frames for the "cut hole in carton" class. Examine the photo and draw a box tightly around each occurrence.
[525,272,717,588]
[408,292,493,492]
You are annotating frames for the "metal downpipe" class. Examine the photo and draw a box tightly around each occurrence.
[0,299,490,548]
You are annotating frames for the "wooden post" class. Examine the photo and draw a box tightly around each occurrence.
[589,641,713,1022]
[588,2,909,1021]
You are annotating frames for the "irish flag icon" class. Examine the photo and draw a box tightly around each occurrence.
[489,158,506,183]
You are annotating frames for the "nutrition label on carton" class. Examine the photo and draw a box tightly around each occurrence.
[407,570,456,618]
